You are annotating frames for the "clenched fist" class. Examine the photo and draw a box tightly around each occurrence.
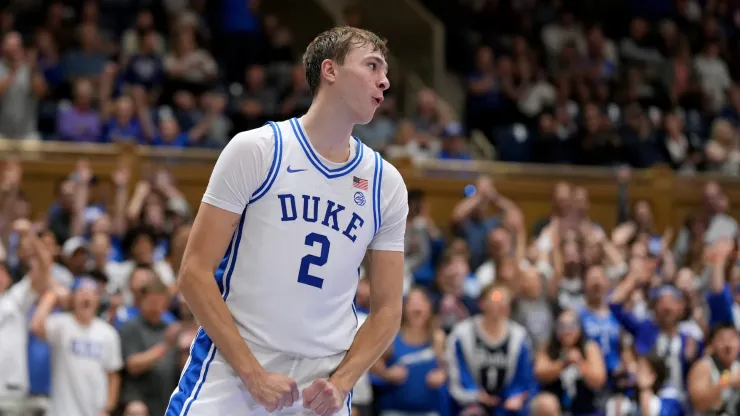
[302,379,346,416]
[243,371,299,413]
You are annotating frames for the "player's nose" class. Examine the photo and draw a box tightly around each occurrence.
[378,74,390,92]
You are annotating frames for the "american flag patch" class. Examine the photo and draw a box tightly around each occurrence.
[353,176,369,191]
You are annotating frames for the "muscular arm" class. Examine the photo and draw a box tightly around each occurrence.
[178,203,266,380]
[330,162,408,394]
[178,127,272,381]
[329,249,404,394]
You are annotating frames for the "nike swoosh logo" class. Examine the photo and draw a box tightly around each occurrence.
[287,166,307,173]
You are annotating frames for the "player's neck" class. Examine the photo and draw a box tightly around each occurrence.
[301,97,355,163]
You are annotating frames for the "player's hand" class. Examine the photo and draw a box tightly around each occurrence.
[425,368,446,389]
[302,378,346,416]
[478,391,499,406]
[502,393,526,411]
[383,365,408,385]
[243,371,299,413]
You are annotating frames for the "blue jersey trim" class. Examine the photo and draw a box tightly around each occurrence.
[372,152,384,234]
[250,121,283,203]
[289,117,364,179]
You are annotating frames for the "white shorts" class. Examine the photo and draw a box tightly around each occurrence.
[166,330,352,416]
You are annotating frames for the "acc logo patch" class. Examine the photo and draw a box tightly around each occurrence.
[353,191,366,206]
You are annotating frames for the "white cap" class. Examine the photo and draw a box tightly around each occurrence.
[62,236,88,257]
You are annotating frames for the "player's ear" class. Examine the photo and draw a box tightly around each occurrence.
[321,58,337,84]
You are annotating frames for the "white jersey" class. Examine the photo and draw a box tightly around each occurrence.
[45,313,123,416]
[201,117,406,356]
[167,118,407,415]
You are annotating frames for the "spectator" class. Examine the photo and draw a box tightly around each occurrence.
[450,176,511,271]
[62,24,108,81]
[30,277,122,416]
[0,219,51,415]
[431,252,478,332]
[534,309,607,416]
[0,32,47,141]
[705,119,740,175]
[661,112,701,172]
[438,122,472,160]
[56,79,102,142]
[635,354,684,415]
[446,284,533,416]
[278,64,312,119]
[232,64,279,131]
[123,30,165,94]
[120,10,166,63]
[694,41,731,113]
[373,286,446,415]
[384,120,439,162]
[687,322,740,413]
[120,275,181,416]
[164,30,217,95]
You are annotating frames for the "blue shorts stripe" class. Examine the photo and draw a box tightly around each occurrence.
[166,330,214,415]
[346,389,353,415]
[250,121,283,203]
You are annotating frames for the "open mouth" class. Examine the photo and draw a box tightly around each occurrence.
[372,97,383,106]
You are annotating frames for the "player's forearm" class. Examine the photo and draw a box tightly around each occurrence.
[329,306,401,393]
[178,264,264,379]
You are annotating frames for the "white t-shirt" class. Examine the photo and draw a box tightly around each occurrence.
[45,313,123,416]
[200,118,408,358]
[0,278,37,398]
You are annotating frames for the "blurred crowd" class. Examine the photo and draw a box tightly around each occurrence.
[0,0,309,147]
[4,158,740,416]
[9,0,740,175]
[409,0,740,172]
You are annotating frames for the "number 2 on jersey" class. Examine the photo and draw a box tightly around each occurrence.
[297,232,330,289]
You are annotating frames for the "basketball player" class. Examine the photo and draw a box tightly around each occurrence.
[166,27,407,416]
